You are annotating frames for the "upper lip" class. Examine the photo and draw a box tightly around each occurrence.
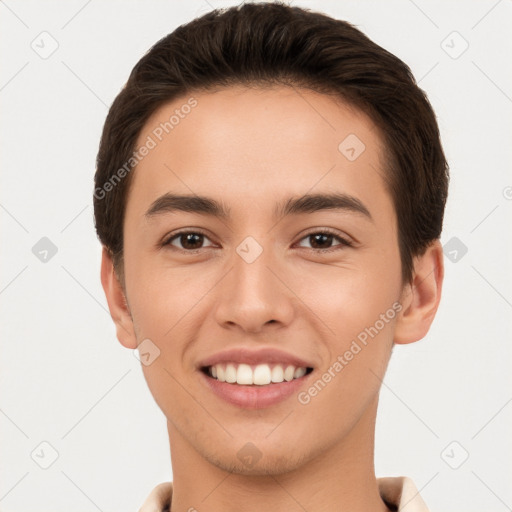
[198,347,314,369]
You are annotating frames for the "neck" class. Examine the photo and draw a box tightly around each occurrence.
[168,394,391,512]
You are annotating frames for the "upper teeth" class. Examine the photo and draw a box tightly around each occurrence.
[208,363,308,385]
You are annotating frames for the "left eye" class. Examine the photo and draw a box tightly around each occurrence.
[296,231,352,251]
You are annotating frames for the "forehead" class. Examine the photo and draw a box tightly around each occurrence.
[127,85,392,222]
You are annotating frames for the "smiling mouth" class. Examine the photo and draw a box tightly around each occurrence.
[201,363,314,386]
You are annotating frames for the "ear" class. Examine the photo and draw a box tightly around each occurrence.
[394,240,444,344]
[100,247,138,349]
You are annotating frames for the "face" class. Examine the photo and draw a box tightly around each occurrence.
[118,85,408,474]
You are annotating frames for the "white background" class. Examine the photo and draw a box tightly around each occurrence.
[1,1,511,511]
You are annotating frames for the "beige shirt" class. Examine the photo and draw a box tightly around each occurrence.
[138,476,430,512]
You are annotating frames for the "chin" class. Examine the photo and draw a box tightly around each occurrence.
[203,443,311,477]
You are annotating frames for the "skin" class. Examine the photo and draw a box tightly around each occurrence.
[101,85,444,512]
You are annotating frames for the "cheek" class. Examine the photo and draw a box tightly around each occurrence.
[314,253,401,341]
[305,246,401,399]
[124,239,210,337]
[315,279,398,392]
[297,298,398,436]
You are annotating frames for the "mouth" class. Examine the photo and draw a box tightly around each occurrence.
[198,362,314,409]
[196,347,316,409]
[200,363,314,385]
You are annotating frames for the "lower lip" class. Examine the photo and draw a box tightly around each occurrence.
[199,370,313,409]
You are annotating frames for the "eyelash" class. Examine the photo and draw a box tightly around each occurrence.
[162,228,354,254]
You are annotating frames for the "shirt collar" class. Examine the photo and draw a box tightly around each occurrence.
[139,476,430,512]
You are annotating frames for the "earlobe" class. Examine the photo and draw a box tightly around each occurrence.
[394,240,444,345]
[100,247,138,349]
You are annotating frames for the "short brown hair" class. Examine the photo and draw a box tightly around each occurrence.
[94,1,449,284]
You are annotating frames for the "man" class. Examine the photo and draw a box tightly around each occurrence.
[94,2,448,511]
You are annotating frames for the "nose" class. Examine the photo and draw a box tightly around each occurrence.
[213,240,295,334]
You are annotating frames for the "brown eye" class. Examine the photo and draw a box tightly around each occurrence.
[164,231,214,251]
[297,230,352,251]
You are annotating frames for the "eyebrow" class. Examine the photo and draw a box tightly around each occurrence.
[144,192,372,222]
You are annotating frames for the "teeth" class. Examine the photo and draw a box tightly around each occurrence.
[237,364,253,385]
[284,365,295,382]
[207,363,309,385]
[225,364,237,383]
[253,364,271,385]
[294,367,307,379]
[271,365,284,383]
